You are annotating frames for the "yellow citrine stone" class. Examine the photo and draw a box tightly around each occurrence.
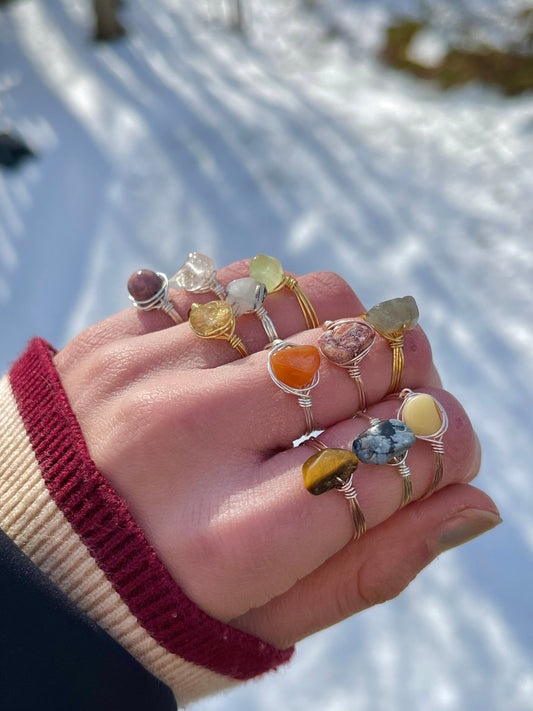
[270,345,320,389]
[189,300,233,337]
[249,254,284,292]
[402,393,443,436]
[303,448,359,495]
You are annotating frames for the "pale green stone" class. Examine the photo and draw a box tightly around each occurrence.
[249,254,284,292]
[366,296,419,335]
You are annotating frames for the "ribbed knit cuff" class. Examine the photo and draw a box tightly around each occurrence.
[0,338,293,706]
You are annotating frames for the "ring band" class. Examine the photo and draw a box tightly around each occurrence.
[302,437,366,541]
[363,296,419,394]
[352,415,416,508]
[250,254,319,330]
[128,270,183,324]
[189,300,249,357]
[397,388,448,495]
[318,318,375,410]
[268,340,320,436]
[169,252,226,299]
[225,277,279,344]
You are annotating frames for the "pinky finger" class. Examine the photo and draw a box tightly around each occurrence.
[230,484,501,649]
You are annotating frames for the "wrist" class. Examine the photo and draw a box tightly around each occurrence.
[0,338,293,705]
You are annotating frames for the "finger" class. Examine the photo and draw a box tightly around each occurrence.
[230,483,501,647]
[174,323,435,453]
[55,263,364,371]
[165,388,481,622]
[56,268,363,372]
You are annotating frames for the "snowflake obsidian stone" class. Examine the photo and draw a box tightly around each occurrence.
[352,419,415,465]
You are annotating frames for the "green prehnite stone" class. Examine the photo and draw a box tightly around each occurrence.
[366,296,419,335]
[302,448,359,495]
[249,254,284,292]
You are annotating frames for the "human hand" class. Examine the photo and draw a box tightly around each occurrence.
[54,258,500,651]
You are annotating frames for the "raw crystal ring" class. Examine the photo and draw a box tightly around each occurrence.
[225,277,279,344]
[189,300,249,357]
[397,388,448,495]
[169,252,226,299]
[352,416,416,508]
[127,269,183,324]
[318,318,375,410]
[249,254,320,330]
[302,437,366,541]
[364,295,419,395]
[268,340,321,436]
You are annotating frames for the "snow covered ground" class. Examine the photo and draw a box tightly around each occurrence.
[1,1,532,709]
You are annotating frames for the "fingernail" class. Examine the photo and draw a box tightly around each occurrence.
[437,509,502,553]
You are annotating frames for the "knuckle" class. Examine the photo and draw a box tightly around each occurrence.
[403,327,434,384]
[307,270,363,317]
[356,553,421,609]
[312,270,356,299]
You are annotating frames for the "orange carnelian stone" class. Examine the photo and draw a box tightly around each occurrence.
[270,345,321,388]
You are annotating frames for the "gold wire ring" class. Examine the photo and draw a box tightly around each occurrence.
[280,274,320,329]
[363,296,419,395]
[189,301,249,357]
[249,254,319,330]
[302,437,366,541]
[397,388,448,496]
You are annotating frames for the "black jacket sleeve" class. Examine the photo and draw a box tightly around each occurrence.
[0,528,177,711]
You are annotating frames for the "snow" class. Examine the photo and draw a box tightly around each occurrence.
[1,0,532,709]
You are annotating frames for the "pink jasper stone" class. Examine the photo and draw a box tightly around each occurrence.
[318,321,374,365]
[128,269,163,302]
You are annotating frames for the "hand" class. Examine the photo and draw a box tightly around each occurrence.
[54,259,500,651]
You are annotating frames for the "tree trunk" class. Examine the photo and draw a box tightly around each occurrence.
[233,0,245,33]
[92,0,126,42]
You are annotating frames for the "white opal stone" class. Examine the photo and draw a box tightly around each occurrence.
[226,277,267,317]
[169,253,215,291]
[249,254,284,292]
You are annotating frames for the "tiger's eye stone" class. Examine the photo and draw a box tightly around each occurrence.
[169,253,215,291]
[352,419,415,465]
[127,269,163,302]
[270,345,320,389]
[318,321,374,365]
[366,296,419,335]
[249,254,284,292]
[189,300,233,336]
[303,448,360,495]
[402,393,443,436]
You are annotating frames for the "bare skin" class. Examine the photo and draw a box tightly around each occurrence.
[54,259,500,651]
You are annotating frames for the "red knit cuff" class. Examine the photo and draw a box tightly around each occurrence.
[8,338,293,683]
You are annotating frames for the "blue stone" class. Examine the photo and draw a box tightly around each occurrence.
[352,419,415,465]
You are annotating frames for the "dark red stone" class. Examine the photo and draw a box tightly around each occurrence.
[127,269,163,302]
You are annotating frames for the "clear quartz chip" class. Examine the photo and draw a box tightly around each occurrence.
[169,253,216,292]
